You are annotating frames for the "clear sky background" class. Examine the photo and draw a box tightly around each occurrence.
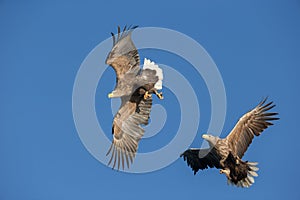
[1,0,299,199]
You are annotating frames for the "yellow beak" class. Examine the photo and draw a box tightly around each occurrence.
[108,93,113,98]
[202,134,209,140]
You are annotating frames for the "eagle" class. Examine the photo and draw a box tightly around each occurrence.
[181,98,279,187]
[105,26,164,170]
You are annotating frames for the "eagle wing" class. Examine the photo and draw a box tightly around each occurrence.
[106,26,140,80]
[226,98,279,159]
[106,92,152,170]
[181,148,222,175]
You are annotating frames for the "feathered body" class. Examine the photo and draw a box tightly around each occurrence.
[105,26,164,170]
[181,98,279,187]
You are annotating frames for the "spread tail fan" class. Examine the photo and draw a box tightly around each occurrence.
[229,161,259,188]
[143,58,163,90]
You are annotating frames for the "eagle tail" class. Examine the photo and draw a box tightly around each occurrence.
[143,58,163,90]
[230,161,259,188]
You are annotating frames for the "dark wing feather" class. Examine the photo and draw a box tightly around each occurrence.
[106,92,152,170]
[180,148,222,175]
[226,98,279,158]
[106,26,140,79]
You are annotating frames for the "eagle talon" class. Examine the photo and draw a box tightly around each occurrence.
[143,91,151,100]
[154,91,163,100]
[156,92,163,100]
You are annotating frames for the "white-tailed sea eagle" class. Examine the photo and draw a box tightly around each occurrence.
[181,98,279,187]
[105,26,163,170]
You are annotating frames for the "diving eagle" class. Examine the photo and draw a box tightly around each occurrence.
[181,98,279,187]
[105,26,163,170]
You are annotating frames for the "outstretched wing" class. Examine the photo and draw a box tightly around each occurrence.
[180,148,222,175]
[106,26,140,79]
[226,98,279,159]
[106,91,152,170]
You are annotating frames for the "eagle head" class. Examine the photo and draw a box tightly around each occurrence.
[202,134,219,146]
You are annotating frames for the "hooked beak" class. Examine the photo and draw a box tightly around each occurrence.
[202,134,209,140]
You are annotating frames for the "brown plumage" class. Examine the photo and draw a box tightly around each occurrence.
[106,91,152,169]
[105,26,163,170]
[181,98,279,187]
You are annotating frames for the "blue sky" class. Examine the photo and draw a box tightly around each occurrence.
[1,0,299,199]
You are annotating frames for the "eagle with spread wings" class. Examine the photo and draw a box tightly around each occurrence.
[181,98,279,187]
[105,26,163,170]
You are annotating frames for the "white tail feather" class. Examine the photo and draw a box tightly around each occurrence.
[244,178,251,186]
[248,162,258,166]
[143,58,163,90]
[226,161,259,188]
[247,175,255,184]
[242,181,249,188]
[249,166,259,171]
[248,170,258,177]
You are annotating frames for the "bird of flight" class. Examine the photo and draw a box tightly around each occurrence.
[181,98,279,187]
[105,26,164,170]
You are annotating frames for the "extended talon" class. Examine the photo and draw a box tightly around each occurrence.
[143,91,151,100]
[155,91,164,100]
